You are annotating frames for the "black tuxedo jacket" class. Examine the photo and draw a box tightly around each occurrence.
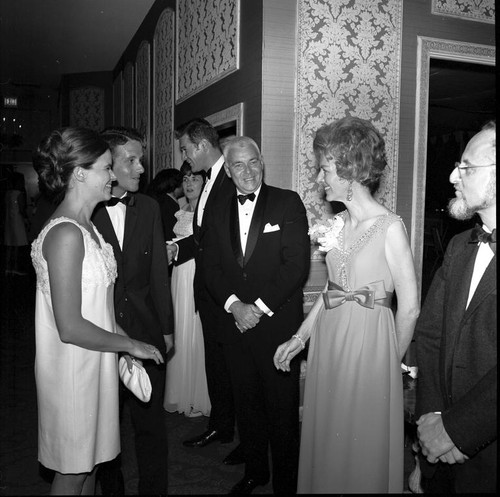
[156,193,180,242]
[203,183,310,345]
[175,164,235,305]
[92,193,173,354]
[415,229,496,491]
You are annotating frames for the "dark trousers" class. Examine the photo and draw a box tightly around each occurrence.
[223,337,300,495]
[98,361,168,495]
[197,295,235,439]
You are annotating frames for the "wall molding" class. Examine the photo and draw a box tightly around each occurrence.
[431,0,495,24]
[205,102,244,135]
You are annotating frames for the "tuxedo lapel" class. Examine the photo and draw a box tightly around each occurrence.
[463,255,496,320]
[244,185,267,265]
[445,240,483,371]
[93,204,123,263]
[230,196,244,267]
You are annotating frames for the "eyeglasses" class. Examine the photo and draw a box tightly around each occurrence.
[453,161,496,177]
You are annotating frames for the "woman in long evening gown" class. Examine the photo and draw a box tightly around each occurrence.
[274,116,420,494]
[164,163,211,417]
[31,127,163,495]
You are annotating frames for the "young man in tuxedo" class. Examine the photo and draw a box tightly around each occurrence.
[203,136,310,494]
[166,119,241,464]
[92,127,173,495]
[415,121,496,493]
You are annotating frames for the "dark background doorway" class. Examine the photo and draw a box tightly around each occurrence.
[421,58,496,299]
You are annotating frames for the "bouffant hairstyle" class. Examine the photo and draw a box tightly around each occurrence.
[175,118,220,149]
[179,160,207,182]
[313,116,387,194]
[33,127,109,204]
[147,168,183,197]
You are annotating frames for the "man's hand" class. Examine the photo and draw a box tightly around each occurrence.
[164,334,174,354]
[229,301,261,332]
[166,243,178,265]
[417,412,466,464]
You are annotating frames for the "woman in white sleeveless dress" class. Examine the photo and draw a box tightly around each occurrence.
[31,127,163,495]
[164,163,211,417]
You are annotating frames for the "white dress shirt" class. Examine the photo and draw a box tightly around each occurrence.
[105,194,128,250]
[224,185,273,318]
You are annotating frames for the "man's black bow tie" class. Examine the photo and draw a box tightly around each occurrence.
[469,224,496,253]
[107,195,132,207]
[237,193,256,205]
[206,168,212,180]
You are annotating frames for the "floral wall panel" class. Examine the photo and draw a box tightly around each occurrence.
[135,40,151,170]
[295,0,402,228]
[69,86,105,131]
[153,8,175,176]
[123,62,134,128]
[113,72,123,126]
[176,0,239,102]
[431,0,494,23]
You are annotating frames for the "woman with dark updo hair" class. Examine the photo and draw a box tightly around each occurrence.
[31,127,163,495]
[274,116,420,493]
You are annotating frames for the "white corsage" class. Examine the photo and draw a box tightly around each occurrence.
[308,215,344,252]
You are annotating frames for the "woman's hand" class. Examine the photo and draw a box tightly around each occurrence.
[273,337,304,372]
[129,339,164,365]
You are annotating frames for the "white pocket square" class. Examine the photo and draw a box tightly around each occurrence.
[263,223,280,233]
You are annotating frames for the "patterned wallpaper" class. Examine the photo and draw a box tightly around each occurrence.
[135,41,150,139]
[69,87,105,131]
[295,0,403,227]
[153,8,175,175]
[431,0,495,23]
[176,0,239,102]
[123,62,134,128]
[113,72,122,126]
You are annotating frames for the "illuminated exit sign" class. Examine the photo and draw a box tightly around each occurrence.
[4,97,18,107]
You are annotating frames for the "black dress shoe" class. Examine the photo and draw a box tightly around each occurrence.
[223,443,245,465]
[182,429,233,448]
[229,476,268,494]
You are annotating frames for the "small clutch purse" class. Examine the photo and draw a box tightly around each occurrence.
[118,356,152,402]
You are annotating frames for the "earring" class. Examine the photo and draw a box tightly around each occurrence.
[346,181,353,202]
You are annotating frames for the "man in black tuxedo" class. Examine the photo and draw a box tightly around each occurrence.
[415,121,496,493]
[166,119,239,461]
[92,127,173,495]
[203,136,310,494]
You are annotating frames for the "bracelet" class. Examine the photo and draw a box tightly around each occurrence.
[292,334,306,350]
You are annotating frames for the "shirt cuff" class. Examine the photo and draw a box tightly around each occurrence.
[167,241,179,261]
[225,294,240,313]
[255,298,273,317]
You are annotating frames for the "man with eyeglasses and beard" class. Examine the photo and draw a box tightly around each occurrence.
[415,121,496,493]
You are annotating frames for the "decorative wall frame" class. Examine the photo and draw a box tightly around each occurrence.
[123,62,135,128]
[175,0,240,103]
[431,0,495,23]
[295,0,402,241]
[69,86,104,131]
[135,41,151,173]
[411,36,495,294]
[153,8,175,176]
[205,102,244,135]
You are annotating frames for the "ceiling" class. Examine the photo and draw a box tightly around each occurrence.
[0,0,156,89]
